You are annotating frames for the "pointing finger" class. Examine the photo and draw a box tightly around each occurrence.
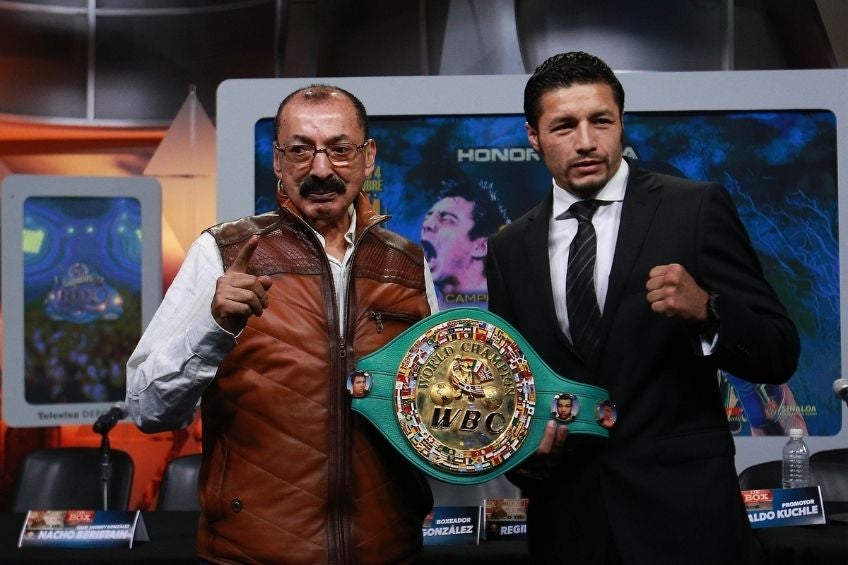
[229,235,260,274]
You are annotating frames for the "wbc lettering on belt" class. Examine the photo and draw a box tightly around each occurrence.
[393,318,535,475]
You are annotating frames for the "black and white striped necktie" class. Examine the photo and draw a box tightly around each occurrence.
[566,199,603,366]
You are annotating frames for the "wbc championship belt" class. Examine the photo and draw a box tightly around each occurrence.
[349,307,616,485]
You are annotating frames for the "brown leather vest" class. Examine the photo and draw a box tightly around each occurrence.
[197,194,433,564]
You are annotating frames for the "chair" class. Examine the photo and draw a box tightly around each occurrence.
[739,458,848,502]
[810,461,848,503]
[157,453,202,511]
[738,460,783,491]
[810,448,848,465]
[11,447,134,512]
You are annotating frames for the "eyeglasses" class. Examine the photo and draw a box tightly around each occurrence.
[273,140,370,166]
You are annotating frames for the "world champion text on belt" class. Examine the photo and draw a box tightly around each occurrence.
[350,307,616,485]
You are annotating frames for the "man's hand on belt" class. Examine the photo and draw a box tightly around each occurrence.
[538,420,569,463]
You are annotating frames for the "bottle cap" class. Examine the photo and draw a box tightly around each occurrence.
[789,428,803,439]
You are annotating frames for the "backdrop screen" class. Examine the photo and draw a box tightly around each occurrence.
[1,175,161,427]
[254,109,839,437]
[22,196,144,405]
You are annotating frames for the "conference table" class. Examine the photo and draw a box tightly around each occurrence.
[0,508,844,563]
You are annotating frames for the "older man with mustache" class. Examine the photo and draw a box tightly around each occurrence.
[126,84,439,564]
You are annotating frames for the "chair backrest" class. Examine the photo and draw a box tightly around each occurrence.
[810,448,848,465]
[810,461,848,503]
[11,447,134,512]
[738,460,783,491]
[739,459,848,503]
[157,453,202,511]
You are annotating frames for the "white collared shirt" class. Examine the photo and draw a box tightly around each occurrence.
[310,207,358,333]
[549,160,628,341]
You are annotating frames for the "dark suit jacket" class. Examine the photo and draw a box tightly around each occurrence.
[486,163,800,565]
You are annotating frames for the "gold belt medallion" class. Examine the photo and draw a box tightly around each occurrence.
[394,317,535,475]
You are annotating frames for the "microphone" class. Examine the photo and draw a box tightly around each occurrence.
[93,401,128,435]
[833,379,848,406]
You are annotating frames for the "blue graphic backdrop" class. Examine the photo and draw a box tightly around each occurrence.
[22,197,143,404]
[255,110,839,436]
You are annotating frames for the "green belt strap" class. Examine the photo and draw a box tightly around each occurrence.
[351,307,614,485]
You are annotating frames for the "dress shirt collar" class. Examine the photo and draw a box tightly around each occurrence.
[553,159,629,221]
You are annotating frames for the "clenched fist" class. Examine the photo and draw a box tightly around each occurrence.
[645,263,709,323]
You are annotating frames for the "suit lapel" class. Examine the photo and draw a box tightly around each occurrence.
[522,194,574,350]
[601,165,664,341]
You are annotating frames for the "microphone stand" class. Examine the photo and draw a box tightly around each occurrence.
[97,430,113,511]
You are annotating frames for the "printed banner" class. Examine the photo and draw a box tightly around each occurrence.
[254,110,839,437]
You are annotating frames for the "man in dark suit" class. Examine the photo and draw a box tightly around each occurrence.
[486,51,800,564]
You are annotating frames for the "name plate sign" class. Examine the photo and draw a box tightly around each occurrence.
[18,510,149,548]
[483,498,528,540]
[742,486,826,528]
[422,506,482,545]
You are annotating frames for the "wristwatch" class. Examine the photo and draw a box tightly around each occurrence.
[702,292,721,334]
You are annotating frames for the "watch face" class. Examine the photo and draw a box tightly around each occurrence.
[393,318,535,476]
[707,293,720,324]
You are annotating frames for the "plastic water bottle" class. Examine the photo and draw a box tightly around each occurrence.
[781,428,810,488]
